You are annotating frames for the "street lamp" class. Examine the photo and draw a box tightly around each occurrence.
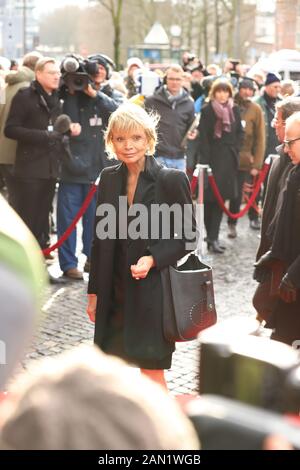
[23,0,27,54]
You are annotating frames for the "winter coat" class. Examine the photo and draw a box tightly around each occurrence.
[234,94,265,171]
[0,66,35,165]
[197,101,244,201]
[88,156,196,363]
[254,93,280,160]
[145,87,195,159]
[4,81,64,179]
[60,90,118,184]
[256,146,291,261]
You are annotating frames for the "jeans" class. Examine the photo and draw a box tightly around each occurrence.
[155,156,186,172]
[57,182,97,272]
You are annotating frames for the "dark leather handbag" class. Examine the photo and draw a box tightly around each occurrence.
[160,252,217,342]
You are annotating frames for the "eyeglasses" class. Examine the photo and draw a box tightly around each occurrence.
[45,71,61,76]
[166,77,183,82]
[283,137,300,148]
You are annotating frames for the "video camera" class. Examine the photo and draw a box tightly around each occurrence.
[180,317,300,449]
[198,317,300,414]
[60,54,99,93]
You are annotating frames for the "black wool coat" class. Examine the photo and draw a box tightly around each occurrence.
[256,146,291,261]
[4,81,64,179]
[197,101,244,201]
[88,156,196,363]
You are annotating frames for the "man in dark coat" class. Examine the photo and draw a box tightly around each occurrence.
[4,58,80,253]
[57,62,118,280]
[145,64,195,171]
[253,109,300,346]
[254,73,281,161]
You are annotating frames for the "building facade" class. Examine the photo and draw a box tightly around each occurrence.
[0,0,38,59]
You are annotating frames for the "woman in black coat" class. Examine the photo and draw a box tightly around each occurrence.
[198,79,244,253]
[87,103,196,388]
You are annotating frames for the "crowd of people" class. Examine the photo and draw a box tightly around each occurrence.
[1,49,300,449]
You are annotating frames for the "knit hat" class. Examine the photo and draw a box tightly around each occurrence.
[127,57,143,71]
[88,54,111,79]
[239,78,256,91]
[265,72,281,86]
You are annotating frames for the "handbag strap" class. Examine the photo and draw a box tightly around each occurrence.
[155,167,201,264]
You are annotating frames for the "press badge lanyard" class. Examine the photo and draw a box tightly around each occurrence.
[39,93,55,132]
[89,114,102,127]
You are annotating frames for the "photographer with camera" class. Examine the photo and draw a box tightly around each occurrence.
[57,55,118,280]
[4,58,80,268]
[88,54,125,105]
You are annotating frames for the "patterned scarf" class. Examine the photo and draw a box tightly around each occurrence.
[211,98,235,139]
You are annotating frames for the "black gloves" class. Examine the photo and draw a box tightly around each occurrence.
[46,130,62,145]
[253,250,273,283]
[278,274,297,303]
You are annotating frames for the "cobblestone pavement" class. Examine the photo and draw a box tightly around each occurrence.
[23,214,260,394]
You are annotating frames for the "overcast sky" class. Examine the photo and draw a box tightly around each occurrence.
[34,0,89,16]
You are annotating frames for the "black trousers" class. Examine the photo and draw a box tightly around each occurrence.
[228,171,259,225]
[0,164,19,210]
[204,201,223,241]
[14,177,56,249]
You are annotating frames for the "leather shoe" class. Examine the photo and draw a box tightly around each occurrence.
[227,224,237,239]
[63,268,84,280]
[250,219,261,230]
[48,273,67,285]
[44,252,55,261]
[207,240,225,254]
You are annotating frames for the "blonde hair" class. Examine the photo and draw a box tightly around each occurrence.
[22,51,43,71]
[166,64,184,75]
[35,57,56,73]
[105,103,159,160]
[280,79,297,98]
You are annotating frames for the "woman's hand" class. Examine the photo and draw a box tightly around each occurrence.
[87,294,97,322]
[70,123,81,137]
[131,256,155,280]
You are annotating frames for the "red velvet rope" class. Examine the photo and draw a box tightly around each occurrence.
[208,162,270,219]
[42,183,98,256]
[190,175,198,195]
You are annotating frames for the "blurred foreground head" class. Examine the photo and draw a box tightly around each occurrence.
[0,346,199,450]
[0,196,46,390]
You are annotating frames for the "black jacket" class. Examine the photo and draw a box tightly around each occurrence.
[5,81,64,179]
[197,101,244,201]
[60,90,118,184]
[256,146,291,261]
[145,86,195,159]
[88,156,196,361]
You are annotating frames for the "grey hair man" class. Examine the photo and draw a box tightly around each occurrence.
[145,64,195,172]
[253,107,300,345]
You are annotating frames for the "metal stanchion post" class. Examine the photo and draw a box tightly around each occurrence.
[196,164,210,259]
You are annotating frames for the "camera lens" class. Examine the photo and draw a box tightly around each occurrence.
[74,77,84,87]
